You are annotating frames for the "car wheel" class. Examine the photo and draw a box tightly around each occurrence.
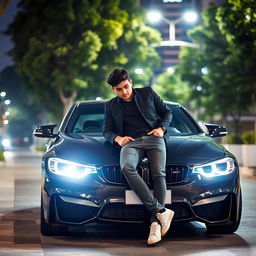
[206,191,242,234]
[41,193,68,236]
[41,194,55,235]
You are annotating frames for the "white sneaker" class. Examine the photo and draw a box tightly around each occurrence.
[156,208,174,237]
[147,222,162,245]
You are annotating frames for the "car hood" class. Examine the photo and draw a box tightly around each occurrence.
[45,133,120,165]
[46,133,226,166]
[166,135,226,165]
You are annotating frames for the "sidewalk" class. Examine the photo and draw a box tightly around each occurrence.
[240,166,256,180]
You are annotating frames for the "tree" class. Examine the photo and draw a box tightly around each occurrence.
[0,0,10,16]
[216,0,256,140]
[216,0,256,109]
[152,69,191,107]
[176,2,254,135]
[0,67,44,145]
[6,0,161,119]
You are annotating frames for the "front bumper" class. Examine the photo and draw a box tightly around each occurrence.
[42,166,240,225]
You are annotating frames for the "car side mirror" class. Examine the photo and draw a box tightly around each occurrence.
[33,124,58,138]
[205,124,228,138]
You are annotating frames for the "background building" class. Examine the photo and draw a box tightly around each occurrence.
[139,0,225,75]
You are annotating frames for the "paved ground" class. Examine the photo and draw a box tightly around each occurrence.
[0,149,256,256]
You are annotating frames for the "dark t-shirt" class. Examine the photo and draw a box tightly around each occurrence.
[122,98,152,138]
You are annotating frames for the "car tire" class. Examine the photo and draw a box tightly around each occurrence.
[41,193,68,236]
[206,191,242,234]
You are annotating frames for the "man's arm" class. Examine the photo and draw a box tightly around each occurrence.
[151,87,172,131]
[103,101,135,146]
[103,102,118,144]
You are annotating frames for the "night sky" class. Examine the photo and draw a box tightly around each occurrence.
[0,0,19,71]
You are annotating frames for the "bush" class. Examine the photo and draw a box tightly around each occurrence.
[35,146,46,152]
[242,130,255,144]
[0,150,4,161]
[227,134,243,144]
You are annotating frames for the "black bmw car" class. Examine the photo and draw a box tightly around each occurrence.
[34,100,242,235]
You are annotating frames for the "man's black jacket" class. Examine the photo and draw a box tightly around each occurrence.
[103,87,172,144]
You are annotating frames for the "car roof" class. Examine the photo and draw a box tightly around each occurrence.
[75,100,181,106]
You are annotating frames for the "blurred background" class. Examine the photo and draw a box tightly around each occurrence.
[0,0,255,157]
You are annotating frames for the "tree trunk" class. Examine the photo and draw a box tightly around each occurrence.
[221,115,228,144]
[0,0,10,16]
[233,116,241,137]
[59,90,77,117]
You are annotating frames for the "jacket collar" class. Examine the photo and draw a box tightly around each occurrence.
[117,88,136,103]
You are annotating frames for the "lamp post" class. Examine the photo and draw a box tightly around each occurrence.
[0,91,10,127]
[147,10,199,48]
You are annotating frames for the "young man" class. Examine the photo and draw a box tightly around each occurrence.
[103,69,174,245]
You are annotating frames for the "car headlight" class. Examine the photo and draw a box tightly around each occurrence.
[192,157,235,177]
[48,158,97,178]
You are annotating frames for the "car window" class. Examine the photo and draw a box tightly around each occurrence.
[167,105,202,136]
[65,103,202,136]
[65,103,104,136]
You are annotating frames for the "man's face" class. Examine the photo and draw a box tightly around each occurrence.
[112,79,133,102]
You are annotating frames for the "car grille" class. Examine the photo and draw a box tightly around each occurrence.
[101,165,189,185]
[99,203,192,221]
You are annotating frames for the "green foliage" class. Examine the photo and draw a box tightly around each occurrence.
[216,0,256,108]
[153,70,191,106]
[6,0,161,118]
[0,67,43,140]
[242,130,255,144]
[35,146,46,152]
[227,134,243,144]
[176,1,256,134]
[0,150,4,161]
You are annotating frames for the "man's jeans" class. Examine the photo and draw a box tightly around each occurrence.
[120,135,167,219]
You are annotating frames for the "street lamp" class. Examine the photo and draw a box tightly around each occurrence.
[0,92,10,127]
[134,68,144,74]
[4,99,11,105]
[0,92,6,98]
[147,10,199,48]
[167,66,175,74]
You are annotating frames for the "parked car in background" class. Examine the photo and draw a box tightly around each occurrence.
[34,100,242,235]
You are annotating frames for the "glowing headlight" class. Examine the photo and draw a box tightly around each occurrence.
[48,158,97,178]
[192,157,235,177]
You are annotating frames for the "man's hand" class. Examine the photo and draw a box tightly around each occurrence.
[147,127,164,137]
[114,136,135,147]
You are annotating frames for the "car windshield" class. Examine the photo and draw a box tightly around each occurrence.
[65,102,202,137]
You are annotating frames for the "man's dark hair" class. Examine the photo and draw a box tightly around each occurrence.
[107,69,130,87]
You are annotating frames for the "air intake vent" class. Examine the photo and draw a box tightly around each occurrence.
[101,165,188,185]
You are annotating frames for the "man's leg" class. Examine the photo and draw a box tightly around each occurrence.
[120,139,164,215]
[146,137,167,206]
[144,135,174,237]
[144,136,167,223]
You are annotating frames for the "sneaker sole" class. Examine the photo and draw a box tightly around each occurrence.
[147,239,162,246]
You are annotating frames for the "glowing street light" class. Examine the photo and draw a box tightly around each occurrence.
[4,99,11,105]
[0,92,10,128]
[147,11,162,23]
[147,10,199,48]
[201,67,209,75]
[167,67,175,74]
[135,68,144,74]
[0,91,6,97]
[183,11,198,23]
